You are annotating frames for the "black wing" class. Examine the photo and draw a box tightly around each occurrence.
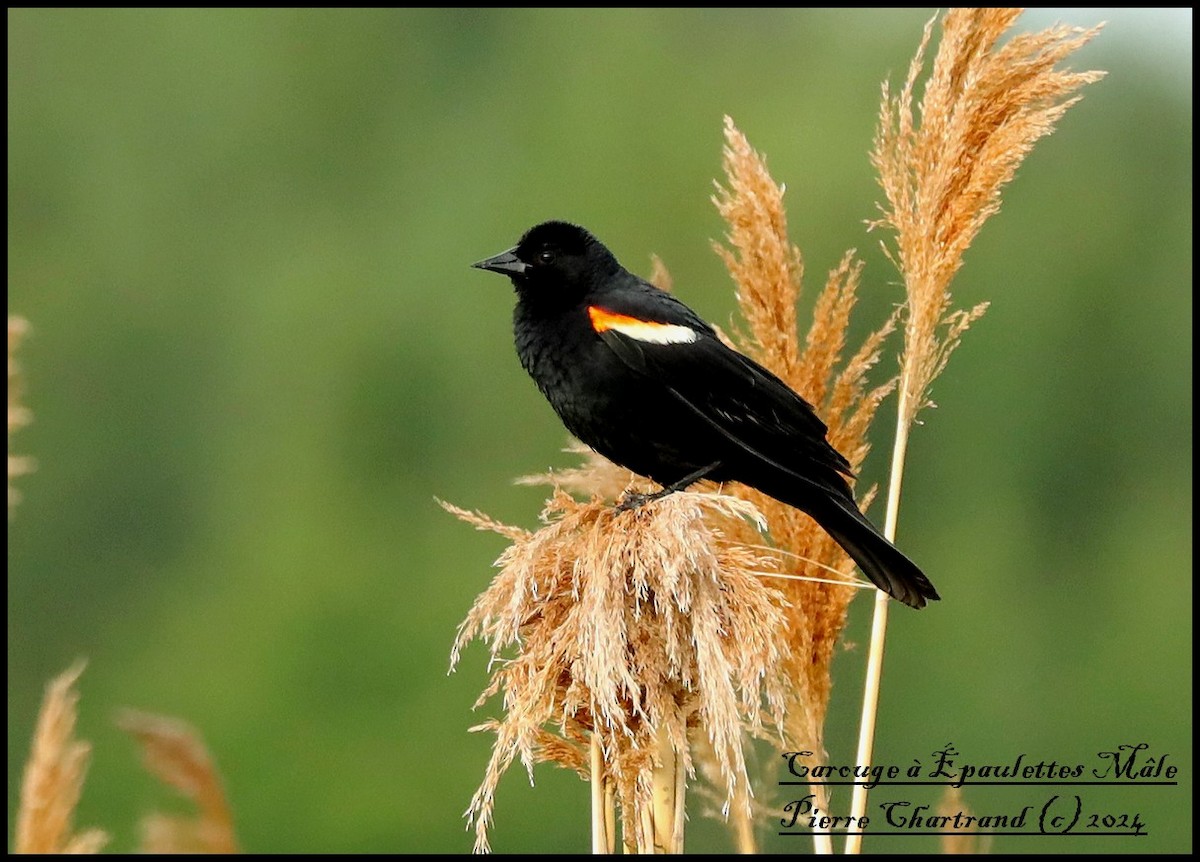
[592,276,939,610]
[590,294,852,482]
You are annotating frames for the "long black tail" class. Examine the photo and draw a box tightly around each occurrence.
[818,507,938,609]
[806,494,939,609]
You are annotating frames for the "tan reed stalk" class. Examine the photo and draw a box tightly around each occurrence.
[671,744,687,852]
[13,662,107,854]
[649,724,682,852]
[604,775,617,850]
[730,782,756,854]
[845,9,1104,853]
[590,734,606,852]
[117,709,239,853]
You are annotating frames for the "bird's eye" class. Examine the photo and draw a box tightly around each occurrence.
[537,249,556,265]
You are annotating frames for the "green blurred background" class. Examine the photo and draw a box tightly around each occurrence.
[8,8,1191,854]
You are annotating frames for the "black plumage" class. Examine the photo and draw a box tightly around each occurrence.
[474,220,939,609]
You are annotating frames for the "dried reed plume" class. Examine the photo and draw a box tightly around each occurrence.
[872,8,1104,429]
[710,115,897,853]
[13,662,108,854]
[9,316,34,513]
[847,8,1104,852]
[712,116,895,752]
[445,490,790,853]
[117,710,240,853]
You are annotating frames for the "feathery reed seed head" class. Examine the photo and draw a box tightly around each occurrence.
[712,118,894,752]
[872,8,1105,425]
[14,663,107,854]
[446,490,790,852]
[117,710,240,854]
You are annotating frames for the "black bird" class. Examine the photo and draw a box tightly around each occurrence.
[473,221,939,609]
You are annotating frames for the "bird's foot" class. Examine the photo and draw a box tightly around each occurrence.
[615,486,681,512]
[615,465,722,513]
[615,490,657,512]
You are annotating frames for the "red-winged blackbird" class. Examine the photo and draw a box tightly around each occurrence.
[473,221,939,609]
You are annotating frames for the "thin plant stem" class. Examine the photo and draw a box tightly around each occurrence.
[731,781,756,853]
[671,743,686,854]
[605,779,617,853]
[844,388,913,853]
[639,800,655,853]
[650,723,679,853]
[809,781,834,854]
[591,733,608,853]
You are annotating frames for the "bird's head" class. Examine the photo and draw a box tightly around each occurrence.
[472,221,620,306]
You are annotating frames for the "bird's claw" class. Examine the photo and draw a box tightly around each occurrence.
[615,491,654,512]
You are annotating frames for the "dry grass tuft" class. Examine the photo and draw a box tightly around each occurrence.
[117,709,239,854]
[872,8,1104,425]
[847,10,1104,850]
[445,489,790,853]
[13,662,108,854]
[9,315,35,513]
[711,115,804,383]
[713,117,894,755]
[514,440,645,505]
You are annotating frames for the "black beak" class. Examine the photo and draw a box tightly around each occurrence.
[471,247,529,276]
